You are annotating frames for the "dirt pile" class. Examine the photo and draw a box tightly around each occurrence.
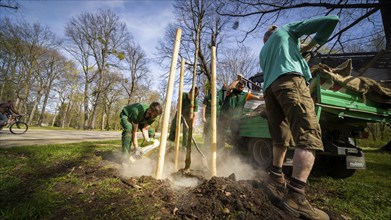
[50,150,342,219]
[167,172,295,219]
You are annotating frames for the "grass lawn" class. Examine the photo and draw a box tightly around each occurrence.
[309,148,391,219]
[1,137,390,219]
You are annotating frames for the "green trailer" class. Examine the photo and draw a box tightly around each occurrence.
[237,67,391,178]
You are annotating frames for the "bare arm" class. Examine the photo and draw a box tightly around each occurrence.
[141,125,150,141]
[201,104,207,123]
[192,112,198,127]
[301,39,318,53]
[247,93,264,101]
[131,122,139,149]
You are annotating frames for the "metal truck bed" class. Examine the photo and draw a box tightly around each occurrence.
[311,69,391,125]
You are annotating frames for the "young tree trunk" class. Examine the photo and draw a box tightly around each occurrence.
[83,83,89,129]
[101,113,106,130]
[379,0,391,50]
[61,101,72,128]
[89,94,100,130]
[51,108,57,126]
[185,15,202,170]
[28,89,43,126]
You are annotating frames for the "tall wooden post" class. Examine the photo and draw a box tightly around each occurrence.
[155,28,182,179]
[174,58,185,171]
[210,46,217,177]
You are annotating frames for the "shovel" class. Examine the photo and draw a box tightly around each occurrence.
[181,115,209,170]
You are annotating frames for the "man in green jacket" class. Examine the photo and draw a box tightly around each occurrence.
[168,87,199,148]
[120,102,163,155]
[259,15,339,220]
[218,80,263,148]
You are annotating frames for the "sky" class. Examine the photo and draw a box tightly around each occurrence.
[0,0,176,89]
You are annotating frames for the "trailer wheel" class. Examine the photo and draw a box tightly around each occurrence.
[249,138,272,168]
[329,157,356,179]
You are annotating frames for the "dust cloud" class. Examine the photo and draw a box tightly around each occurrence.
[119,145,264,188]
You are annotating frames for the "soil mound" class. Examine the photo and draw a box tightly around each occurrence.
[51,150,342,219]
[168,173,295,219]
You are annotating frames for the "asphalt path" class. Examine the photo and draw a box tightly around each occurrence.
[0,129,122,148]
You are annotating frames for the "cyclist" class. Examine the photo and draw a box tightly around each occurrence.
[0,100,21,126]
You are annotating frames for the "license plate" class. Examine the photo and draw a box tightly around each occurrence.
[346,154,366,169]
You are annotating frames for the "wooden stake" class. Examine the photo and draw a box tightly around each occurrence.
[174,58,185,171]
[210,46,217,177]
[155,28,182,179]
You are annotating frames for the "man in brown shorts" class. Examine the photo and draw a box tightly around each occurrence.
[259,15,339,220]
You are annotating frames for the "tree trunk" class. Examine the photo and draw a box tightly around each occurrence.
[28,101,38,125]
[379,0,391,50]
[89,94,100,130]
[38,82,52,126]
[28,88,43,126]
[105,103,112,130]
[185,14,202,170]
[83,82,89,129]
[62,101,72,128]
[51,106,58,126]
[101,113,106,130]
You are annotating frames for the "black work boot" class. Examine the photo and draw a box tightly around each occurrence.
[280,184,329,220]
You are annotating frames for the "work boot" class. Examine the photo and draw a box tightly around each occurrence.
[280,187,329,220]
[264,171,287,203]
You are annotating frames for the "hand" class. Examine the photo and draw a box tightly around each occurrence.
[300,40,317,53]
[141,138,154,147]
[300,43,310,53]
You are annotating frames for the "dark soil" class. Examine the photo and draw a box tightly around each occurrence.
[381,140,391,152]
[48,150,344,219]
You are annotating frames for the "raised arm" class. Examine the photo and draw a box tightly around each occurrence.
[287,15,340,46]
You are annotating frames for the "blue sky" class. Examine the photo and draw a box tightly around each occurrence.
[1,0,176,88]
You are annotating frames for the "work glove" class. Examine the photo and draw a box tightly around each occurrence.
[141,138,155,147]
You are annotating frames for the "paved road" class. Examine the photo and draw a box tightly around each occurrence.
[0,129,121,148]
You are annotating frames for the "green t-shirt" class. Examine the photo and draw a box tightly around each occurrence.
[259,15,339,91]
[121,103,156,126]
[181,92,198,118]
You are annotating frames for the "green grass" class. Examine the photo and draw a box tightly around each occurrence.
[1,138,390,219]
[27,126,121,131]
[0,141,120,219]
[309,150,391,219]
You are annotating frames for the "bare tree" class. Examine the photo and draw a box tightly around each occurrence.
[65,9,132,129]
[53,71,83,128]
[121,42,150,104]
[156,0,232,87]
[37,50,76,126]
[64,18,96,129]
[100,71,122,130]
[217,45,258,83]
[217,0,390,52]
[0,18,57,124]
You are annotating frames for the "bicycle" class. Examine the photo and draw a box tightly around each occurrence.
[0,114,28,134]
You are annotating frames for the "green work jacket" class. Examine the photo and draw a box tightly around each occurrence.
[121,103,156,126]
[220,91,248,120]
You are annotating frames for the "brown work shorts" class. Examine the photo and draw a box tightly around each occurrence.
[264,74,323,151]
